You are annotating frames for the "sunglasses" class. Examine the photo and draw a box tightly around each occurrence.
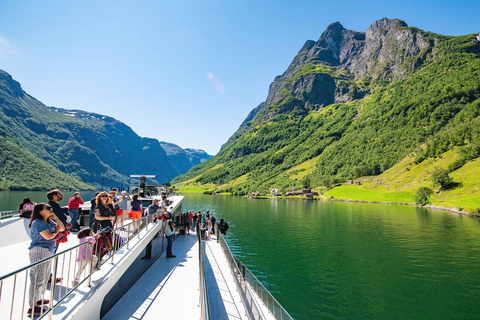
[45,206,53,210]
[100,195,108,198]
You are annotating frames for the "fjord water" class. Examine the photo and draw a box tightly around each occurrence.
[2,192,480,319]
[181,194,480,320]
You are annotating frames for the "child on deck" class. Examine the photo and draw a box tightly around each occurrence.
[73,228,99,286]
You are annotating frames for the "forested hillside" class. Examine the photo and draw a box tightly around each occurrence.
[0,70,209,190]
[173,18,480,200]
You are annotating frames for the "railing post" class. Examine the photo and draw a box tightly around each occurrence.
[127,223,131,249]
[111,231,116,264]
[48,256,59,320]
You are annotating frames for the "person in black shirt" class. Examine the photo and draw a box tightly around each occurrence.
[46,189,67,224]
[89,192,100,227]
[93,191,115,232]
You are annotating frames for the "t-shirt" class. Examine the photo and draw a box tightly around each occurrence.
[23,202,34,212]
[90,197,96,211]
[131,199,142,211]
[147,204,159,215]
[95,204,114,229]
[68,197,84,210]
[29,219,56,252]
[162,219,174,236]
[49,201,67,224]
[118,196,129,210]
[159,200,166,210]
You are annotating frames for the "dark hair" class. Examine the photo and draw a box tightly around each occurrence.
[95,191,100,196]
[111,188,118,192]
[132,194,139,201]
[23,197,31,203]
[46,189,61,201]
[77,228,93,239]
[29,203,50,228]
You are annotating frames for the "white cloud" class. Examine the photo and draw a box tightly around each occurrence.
[0,36,9,48]
[0,35,18,61]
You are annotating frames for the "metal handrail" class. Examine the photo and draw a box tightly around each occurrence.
[197,223,211,320]
[0,209,22,220]
[216,225,294,320]
[0,211,164,319]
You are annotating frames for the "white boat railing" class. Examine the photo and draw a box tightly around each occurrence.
[0,211,164,319]
[216,226,294,320]
[0,209,22,220]
[197,223,211,320]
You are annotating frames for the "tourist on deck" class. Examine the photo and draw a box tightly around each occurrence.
[218,219,229,235]
[116,191,131,228]
[129,194,142,219]
[27,203,65,317]
[192,212,198,231]
[73,228,98,286]
[67,192,84,232]
[47,189,70,250]
[206,217,212,238]
[183,212,191,235]
[158,195,168,212]
[19,197,35,218]
[93,191,115,232]
[147,199,160,216]
[162,211,176,258]
[46,189,67,225]
[89,192,100,228]
[210,214,216,234]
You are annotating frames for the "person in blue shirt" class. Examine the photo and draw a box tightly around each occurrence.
[162,211,176,258]
[27,203,65,317]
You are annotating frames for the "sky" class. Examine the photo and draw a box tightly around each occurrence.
[0,0,479,155]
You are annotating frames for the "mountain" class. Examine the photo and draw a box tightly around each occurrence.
[173,18,480,197]
[0,69,209,190]
[159,141,212,175]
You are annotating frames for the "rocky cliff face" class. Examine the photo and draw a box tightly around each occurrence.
[258,18,442,124]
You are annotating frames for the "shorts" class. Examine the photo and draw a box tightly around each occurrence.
[129,211,142,220]
[120,209,128,219]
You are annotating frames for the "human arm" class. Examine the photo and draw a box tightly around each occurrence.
[39,217,64,240]
[95,208,115,221]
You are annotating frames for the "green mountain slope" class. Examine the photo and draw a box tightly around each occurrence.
[173,18,480,202]
[0,126,93,191]
[0,69,207,190]
[159,141,212,176]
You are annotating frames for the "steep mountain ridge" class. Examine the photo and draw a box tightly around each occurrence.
[159,141,212,175]
[0,69,210,190]
[174,18,480,197]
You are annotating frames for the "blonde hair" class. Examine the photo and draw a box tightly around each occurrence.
[96,191,111,205]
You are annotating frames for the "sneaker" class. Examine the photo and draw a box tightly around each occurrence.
[36,299,49,305]
[166,255,176,258]
[48,276,62,284]
[26,306,44,317]
[91,267,101,273]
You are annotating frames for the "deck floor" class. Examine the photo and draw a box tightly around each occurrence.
[103,231,250,320]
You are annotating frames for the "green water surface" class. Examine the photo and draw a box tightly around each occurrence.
[2,192,480,319]
[181,194,480,320]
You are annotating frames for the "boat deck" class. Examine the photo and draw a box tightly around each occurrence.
[103,231,253,320]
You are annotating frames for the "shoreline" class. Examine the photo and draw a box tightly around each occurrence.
[326,198,467,216]
[177,191,471,216]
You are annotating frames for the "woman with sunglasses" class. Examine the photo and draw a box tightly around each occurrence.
[94,191,116,231]
[27,203,65,317]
